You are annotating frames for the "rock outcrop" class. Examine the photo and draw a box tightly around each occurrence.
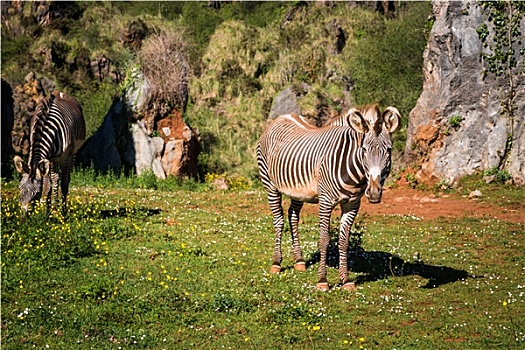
[10,72,55,157]
[157,112,200,179]
[269,84,344,127]
[120,19,150,51]
[77,71,200,180]
[76,98,135,174]
[268,86,301,119]
[1,79,15,179]
[405,1,524,185]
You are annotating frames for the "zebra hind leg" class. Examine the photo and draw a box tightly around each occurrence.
[316,201,334,291]
[268,189,285,274]
[288,199,306,271]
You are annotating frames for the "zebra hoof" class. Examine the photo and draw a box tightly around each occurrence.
[316,282,329,291]
[270,265,281,274]
[342,282,357,291]
[294,261,306,271]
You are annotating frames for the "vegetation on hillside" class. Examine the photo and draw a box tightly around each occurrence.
[1,1,431,180]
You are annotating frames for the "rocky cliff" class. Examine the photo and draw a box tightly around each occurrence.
[6,71,200,180]
[405,0,524,185]
[75,71,200,180]
[2,1,200,181]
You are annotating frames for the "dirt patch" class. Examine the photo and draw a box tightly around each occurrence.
[257,184,523,224]
[359,186,523,224]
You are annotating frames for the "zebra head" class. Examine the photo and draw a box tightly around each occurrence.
[348,106,400,203]
[13,156,50,213]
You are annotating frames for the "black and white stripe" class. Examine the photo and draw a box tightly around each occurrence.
[257,104,400,290]
[14,91,86,215]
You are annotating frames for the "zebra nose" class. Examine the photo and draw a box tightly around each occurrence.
[367,188,382,203]
[366,178,382,203]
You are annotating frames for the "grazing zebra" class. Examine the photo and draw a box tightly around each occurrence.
[13,91,86,215]
[257,104,400,291]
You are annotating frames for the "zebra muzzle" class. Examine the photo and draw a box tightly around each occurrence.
[366,179,382,203]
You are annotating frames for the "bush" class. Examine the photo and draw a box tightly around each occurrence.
[138,29,190,113]
[483,166,512,183]
[449,114,463,129]
[348,2,431,122]
[75,83,120,139]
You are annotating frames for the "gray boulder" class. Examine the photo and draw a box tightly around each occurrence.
[269,86,301,119]
[405,0,524,185]
[77,71,200,180]
[76,98,133,173]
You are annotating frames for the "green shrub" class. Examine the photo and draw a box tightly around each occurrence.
[449,114,463,129]
[75,83,119,139]
[405,173,418,188]
[135,170,158,190]
[483,166,512,183]
[348,2,431,123]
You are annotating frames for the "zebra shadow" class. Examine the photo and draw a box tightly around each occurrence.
[100,207,162,218]
[304,235,470,288]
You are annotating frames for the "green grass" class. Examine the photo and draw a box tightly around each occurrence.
[435,172,524,211]
[1,175,523,349]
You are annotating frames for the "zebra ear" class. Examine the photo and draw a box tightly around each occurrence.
[348,109,369,134]
[37,160,50,178]
[13,156,29,174]
[383,107,401,133]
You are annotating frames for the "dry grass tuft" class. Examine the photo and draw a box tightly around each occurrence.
[139,29,189,113]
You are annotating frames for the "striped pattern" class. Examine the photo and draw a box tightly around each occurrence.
[257,105,400,290]
[14,91,86,214]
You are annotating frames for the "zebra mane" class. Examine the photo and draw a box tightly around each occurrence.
[31,94,54,133]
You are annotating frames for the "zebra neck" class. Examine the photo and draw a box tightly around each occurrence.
[338,133,367,188]
[28,145,52,171]
[29,96,55,169]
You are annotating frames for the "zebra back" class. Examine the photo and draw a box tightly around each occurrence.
[29,91,86,170]
[258,113,366,201]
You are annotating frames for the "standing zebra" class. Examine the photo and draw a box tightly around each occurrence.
[13,91,86,215]
[257,104,400,291]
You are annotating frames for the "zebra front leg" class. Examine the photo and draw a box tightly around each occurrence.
[42,171,52,208]
[316,202,334,291]
[60,157,74,216]
[268,190,285,273]
[338,201,361,291]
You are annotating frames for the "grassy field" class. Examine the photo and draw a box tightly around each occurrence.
[1,176,524,349]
